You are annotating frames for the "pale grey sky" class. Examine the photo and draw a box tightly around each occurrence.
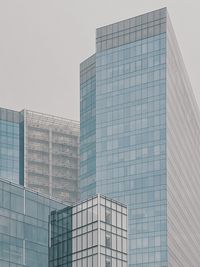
[0,0,200,121]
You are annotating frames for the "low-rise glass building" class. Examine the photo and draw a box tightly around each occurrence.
[0,177,67,267]
[49,194,128,267]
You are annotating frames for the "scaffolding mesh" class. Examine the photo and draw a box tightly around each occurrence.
[24,110,79,203]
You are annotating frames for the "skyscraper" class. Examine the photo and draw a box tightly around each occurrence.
[80,7,200,266]
[0,107,79,203]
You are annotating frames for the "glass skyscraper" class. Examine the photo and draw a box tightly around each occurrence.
[80,7,200,266]
[0,108,79,203]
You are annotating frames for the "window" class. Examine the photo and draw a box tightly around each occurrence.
[105,232,111,248]
[105,208,112,224]
[106,256,112,267]
[101,205,105,221]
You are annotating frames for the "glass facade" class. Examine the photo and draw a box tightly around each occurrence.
[49,207,72,267]
[80,55,96,199]
[80,6,200,266]
[49,194,128,267]
[96,9,167,267]
[80,8,168,267]
[0,108,24,185]
[0,177,67,267]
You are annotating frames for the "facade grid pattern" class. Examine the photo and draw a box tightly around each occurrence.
[0,107,80,204]
[49,195,128,267]
[0,108,24,185]
[81,8,168,267]
[80,7,200,267]
[24,110,80,203]
[0,177,67,267]
[80,55,96,199]
[166,15,200,266]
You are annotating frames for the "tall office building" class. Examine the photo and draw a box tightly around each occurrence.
[0,108,79,203]
[80,7,200,266]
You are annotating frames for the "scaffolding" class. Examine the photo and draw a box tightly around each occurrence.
[24,109,80,204]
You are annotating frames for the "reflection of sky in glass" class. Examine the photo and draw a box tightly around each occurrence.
[80,8,168,266]
[0,178,66,267]
[0,120,20,183]
[95,32,167,266]
[80,55,96,200]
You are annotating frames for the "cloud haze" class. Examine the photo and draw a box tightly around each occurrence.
[0,0,199,120]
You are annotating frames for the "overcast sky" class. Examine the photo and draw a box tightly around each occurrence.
[0,0,200,121]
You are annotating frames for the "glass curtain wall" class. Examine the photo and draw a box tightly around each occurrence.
[0,108,24,185]
[49,195,128,267]
[0,178,67,267]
